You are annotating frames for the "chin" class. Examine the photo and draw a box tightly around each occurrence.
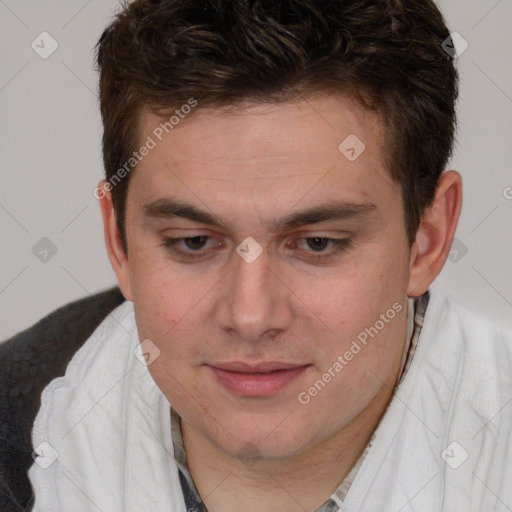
[202,409,328,462]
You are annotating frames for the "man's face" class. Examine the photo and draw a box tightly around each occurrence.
[121,95,412,460]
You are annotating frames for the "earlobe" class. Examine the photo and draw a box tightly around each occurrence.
[407,171,463,297]
[97,180,133,301]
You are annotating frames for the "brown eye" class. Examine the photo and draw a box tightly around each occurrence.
[162,235,222,263]
[289,236,353,263]
[306,238,330,251]
[183,236,209,250]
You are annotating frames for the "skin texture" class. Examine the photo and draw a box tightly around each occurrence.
[99,95,462,512]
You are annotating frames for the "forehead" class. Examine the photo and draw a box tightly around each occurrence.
[129,95,397,226]
[138,95,382,167]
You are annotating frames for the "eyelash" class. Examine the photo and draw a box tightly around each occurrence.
[161,235,353,263]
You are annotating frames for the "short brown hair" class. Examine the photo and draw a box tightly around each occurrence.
[96,0,459,251]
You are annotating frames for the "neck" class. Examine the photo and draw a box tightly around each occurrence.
[181,378,397,512]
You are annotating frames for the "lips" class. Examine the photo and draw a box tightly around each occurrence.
[208,361,311,397]
[212,361,307,373]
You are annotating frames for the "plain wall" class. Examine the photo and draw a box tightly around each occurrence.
[1,0,511,340]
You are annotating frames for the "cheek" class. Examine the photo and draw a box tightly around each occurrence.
[130,264,211,412]
[128,243,212,337]
[288,246,408,337]
[287,243,409,402]
[128,247,224,401]
[292,286,408,433]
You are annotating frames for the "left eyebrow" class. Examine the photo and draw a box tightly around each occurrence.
[142,197,378,232]
[267,201,378,232]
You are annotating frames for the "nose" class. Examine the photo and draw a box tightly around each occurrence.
[215,245,293,343]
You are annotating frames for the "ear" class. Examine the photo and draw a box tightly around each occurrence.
[407,170,463,297]
[97,181,133,301]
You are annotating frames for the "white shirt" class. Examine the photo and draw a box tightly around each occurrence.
[28,289,512,511]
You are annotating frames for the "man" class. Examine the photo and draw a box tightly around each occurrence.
[2,0,512,511]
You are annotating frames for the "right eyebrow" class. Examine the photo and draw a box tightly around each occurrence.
[143,198,232,230]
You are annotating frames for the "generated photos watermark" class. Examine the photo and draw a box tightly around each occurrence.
[298,301,403,405]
